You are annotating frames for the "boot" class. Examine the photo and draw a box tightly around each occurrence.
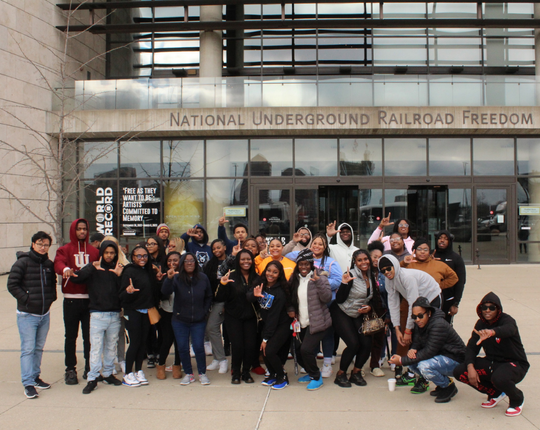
[156,364,166,380]
[172,365,183,379]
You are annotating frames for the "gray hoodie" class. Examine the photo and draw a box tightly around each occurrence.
[282,227,313,255]
[327,223,359,274]
[382,254,441,330]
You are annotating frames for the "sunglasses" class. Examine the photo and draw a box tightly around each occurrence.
[399,223,409,227]
[481,305,497,311]
[389,238,402,243]
[380,266,393,274]
[411,312,428,320]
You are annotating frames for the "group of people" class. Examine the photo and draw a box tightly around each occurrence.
[7,214,528,417]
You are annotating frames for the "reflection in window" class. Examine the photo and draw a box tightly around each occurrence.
[517,138,540,176]
[340,139,382,176]
[473,138,514,175]
[82,142,118,179]
[517,177,540,263]
[120,141,161,178]
[384,139,427,176]
[207,179,248,242]
[206,140,248,177]
[295,139,338,176]
[384,189,408,228]
[359,189,383,245]
[448,189,472,262]
[250,139,293,176]
[429,139,471,176]
[163,180,203,236]
[163,140,204,178]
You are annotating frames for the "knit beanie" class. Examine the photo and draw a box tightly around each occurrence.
[412,237,430,251]
[297,248,314,263]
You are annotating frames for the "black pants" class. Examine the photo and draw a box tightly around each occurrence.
[370,329,386,369]
[225,314,258,376]
[263,323,291,380]
[295,327,328,379]
[158,310,180,366]
[63,298,90,372]
[330,302,372,372]
[124,309,151,374]
[453,358,528,408]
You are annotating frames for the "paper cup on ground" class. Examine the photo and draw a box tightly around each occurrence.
[388,378,396,391]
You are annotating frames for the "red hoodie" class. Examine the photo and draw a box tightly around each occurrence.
[54,218,100,296]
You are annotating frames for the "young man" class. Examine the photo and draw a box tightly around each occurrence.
[156,223,171,248]
[89,232,104,249]
[218,214,248,254]
[282,227,312,255]
[70,240,124,394]
[326,221,358,273]
[181,224,213,268]
[54,218,100,385]
[8,231,57,399]
[453,292,529,417]
[384,233,411,262]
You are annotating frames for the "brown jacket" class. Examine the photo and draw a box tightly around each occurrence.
[401,258,458,290]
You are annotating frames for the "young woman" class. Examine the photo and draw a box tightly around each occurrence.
[156,252,183,380]
[204,239,229,374]
[162,253,213,386]
[248,261,292,390]
[389,296,465,403]
[146,236,166,270]
[289,249,332,391]
[368,213,414,253]
[120,245,159,387]
[217,237,259,278]
[331,249,383,388]
[255,238,296,280]
[166,237,185,255]
[216,249,259,384]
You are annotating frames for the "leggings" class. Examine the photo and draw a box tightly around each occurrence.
[224,314,258,376]
[295,327,328,379]
[330,302,372,372]
[124,309,150,374]
[263,323,291,380]
[158,309,180,366]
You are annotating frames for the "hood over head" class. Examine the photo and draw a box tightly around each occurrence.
[435,230,454,253]
[193,224,209,244]
[378,254,400,275]
[412,237,430,252]
[336,223,355,249]
[296,226,313,247]
[69,218,90,245]
[99,240,119,268]
[412,296,437,314]
[476,291,503,323]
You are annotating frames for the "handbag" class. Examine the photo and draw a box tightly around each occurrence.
[148,307,161,325]
[360,310,385,336]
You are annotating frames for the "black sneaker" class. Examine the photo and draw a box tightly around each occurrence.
[434,381,458,403]
[396,373,416,387]
[147,356,156,369]
[24,385,39,399]
[82,380,98,394]
[349,371,367,387]
[65,370,78,385]
[242,373,255,384]
[83,369,89,380]
[430,385,442,397]
[410,377,429,394]
[102,374,122,386]
[34,377,51,390]
[334,372,352,388]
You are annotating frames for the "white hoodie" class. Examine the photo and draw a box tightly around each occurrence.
[327,223,359,274]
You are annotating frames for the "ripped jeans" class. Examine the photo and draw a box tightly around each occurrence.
[408,355,460,388]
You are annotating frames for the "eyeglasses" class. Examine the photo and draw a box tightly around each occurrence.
[480,305,497,311]
[399,223,409,228]
[299,233,310,237]
[416,247,430,252]
[133,254,148,260]
[380,266,393,274]
[146,242,157,247]
[34,242,50,249]
[389,238,402,243]
[184,260,196,264]
[411,312,427,320]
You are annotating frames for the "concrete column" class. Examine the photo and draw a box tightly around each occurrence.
[200,6,223,107]
[535,4,540,106]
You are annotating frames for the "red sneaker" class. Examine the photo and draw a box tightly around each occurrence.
[506,403,524,417]
[252,366,266,375]
[481,393,507,408]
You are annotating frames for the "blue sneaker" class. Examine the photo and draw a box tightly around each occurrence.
[298,375,311,383]
[271,377,289,390]
[307,375,323,391]
[261,376,277,386]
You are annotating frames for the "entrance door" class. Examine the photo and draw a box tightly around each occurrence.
[407,186,448,246]
[252,185,293,243]
[475,187,510,263]
[318,186,359,246]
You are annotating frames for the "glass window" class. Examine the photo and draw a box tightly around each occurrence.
[295,139,338,176]
[517,138,540,176]
[340,138,382,176]
[120,140,161,178]
[81,142,118,179]
[294,189,318,238]
[163,180,204,237]
[359,189,383,246]
[384,189,408,226]
[517,177,540,262]
[476,188,508,261]
[384,139,427,176]
[473,138,515,175]
[448,188,472,262]
[250,139,293,176]
[206,140,248,177]
[429,138,471,176]
[163,140,204,178]
[258,188,291,242]
[206,179,249,243]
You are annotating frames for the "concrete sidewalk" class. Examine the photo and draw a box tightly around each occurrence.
[1,265,539,430]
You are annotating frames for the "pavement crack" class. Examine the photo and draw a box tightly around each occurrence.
[254,387,271,430]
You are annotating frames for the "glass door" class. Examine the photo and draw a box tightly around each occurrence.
[318,186,360,247]
[407,186,448,246]
[475,187,510,263]
[252,185,293,243]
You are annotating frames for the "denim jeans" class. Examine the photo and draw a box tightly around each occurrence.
[408,355,460,388]
[88,312,121,381]
[172,318,207,375]
[17,312,50,387]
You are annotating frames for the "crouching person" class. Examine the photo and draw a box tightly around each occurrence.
[453,292,529,417]
[389,297,465,403]
[71,240,124,394]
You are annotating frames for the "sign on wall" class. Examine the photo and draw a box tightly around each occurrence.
[121,186,160,237]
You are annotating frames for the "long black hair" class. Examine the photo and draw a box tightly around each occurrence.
[177,252,200,285]
[130,245,153,273]
[147,235,167,267]
[257,260,289,297]
[350,249,384,315]
[165,251,182,269]
[392,218,412,237]
[234,249,257,286]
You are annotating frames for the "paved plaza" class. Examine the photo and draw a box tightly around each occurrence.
[1,265,539,430]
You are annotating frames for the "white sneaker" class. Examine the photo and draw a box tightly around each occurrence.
[321,363,333,378]
[122,372,141,387]
[390,364,396,372]
[316,352,324,359]
[300,367,307,374]
[180,374,195,385]
[199,374,211,385]
[136,370,149,385]
[112,368,117,375]
[165,365,173,372]
[119,361,126,374]
[206,359,220,371]
[378,358,385,368]
[370,368,385,377]
[218,359,228,374]
[265,369,270,377]
[190,345,195,358]
[332,355,336,365]
[204,342,213,356]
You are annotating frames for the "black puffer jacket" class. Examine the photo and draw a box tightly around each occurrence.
[401,299,465,366]
[434,230,466,307]
[8,249,57,315]
[215,270,258,320]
